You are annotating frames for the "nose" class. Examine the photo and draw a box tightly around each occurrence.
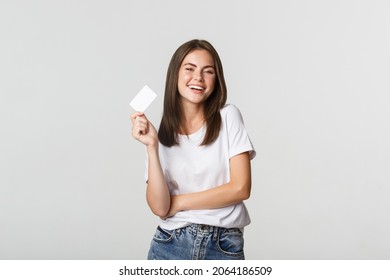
[193,70,204,81]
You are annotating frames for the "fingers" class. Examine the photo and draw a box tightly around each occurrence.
[133,120,149,137]
[130,112,158,147]
[130,112,149,138]
[130,112,144,124]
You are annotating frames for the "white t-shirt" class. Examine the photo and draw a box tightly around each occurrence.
[145,104,256,230]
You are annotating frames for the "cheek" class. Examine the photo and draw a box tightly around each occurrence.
[178,71,191,83]
[207,77,216,89]
[177,73,190,93]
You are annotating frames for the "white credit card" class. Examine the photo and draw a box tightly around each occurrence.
[129,85,157,112]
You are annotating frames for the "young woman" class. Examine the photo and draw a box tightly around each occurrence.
[130,39,256,260]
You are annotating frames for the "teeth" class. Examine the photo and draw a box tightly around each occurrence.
[189,85,204,90]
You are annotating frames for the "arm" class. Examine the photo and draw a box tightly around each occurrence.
[165,151,252,218]
[131,112,170,218]
[145,145,171,218]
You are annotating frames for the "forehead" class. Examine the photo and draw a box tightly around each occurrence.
[182,49,214,66]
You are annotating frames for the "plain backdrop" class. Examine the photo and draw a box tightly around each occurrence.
[1,0,390,259]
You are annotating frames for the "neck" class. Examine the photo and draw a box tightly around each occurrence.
[180,101,205,134]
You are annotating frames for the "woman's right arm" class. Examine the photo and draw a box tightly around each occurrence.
[131,112,170,218]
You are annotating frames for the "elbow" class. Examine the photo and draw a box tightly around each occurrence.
[146,185,171,218]
[239,189,251,201]
[148,202,170,218]
[153,209,169,219]
[146,196,170,218]
[235,182,251,201]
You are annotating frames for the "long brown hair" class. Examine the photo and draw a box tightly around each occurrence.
[158,39,227,147]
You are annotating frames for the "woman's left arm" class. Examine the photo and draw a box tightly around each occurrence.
[165,151,251,218]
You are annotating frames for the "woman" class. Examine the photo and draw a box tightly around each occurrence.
[131,39,256,260]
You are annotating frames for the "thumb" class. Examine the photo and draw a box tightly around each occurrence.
[130,112,144,124]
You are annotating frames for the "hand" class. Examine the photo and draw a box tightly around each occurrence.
[130,112,158,147]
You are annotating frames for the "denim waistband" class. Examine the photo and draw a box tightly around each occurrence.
[181,223,221,240]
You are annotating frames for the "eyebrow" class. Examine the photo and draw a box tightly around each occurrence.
[183,62,215,69]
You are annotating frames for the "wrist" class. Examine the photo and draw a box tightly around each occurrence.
[146,142,159,153]
[173,194,186,212]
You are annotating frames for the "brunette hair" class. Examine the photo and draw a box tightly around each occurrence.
[158,39,227,147]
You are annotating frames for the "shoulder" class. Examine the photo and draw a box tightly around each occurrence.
[220,104,244,122]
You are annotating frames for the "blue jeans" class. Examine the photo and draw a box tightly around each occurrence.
[147,223,245,260]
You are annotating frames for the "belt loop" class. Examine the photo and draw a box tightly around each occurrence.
[213,226,219,241]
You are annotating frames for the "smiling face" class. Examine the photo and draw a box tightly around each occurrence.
[177,49,216,106]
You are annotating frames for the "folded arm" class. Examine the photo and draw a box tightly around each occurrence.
[165,151,252,218]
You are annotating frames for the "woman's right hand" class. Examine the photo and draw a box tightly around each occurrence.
[130,112,158,148]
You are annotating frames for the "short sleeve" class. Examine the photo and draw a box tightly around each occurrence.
[225,105,256,160]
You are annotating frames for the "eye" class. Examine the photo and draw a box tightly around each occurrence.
[185,67,194,72]
[204,69,215,75]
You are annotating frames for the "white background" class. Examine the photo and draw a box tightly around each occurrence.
[1,0,389,259]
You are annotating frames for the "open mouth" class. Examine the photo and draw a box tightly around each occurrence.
[188,85,205,93]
